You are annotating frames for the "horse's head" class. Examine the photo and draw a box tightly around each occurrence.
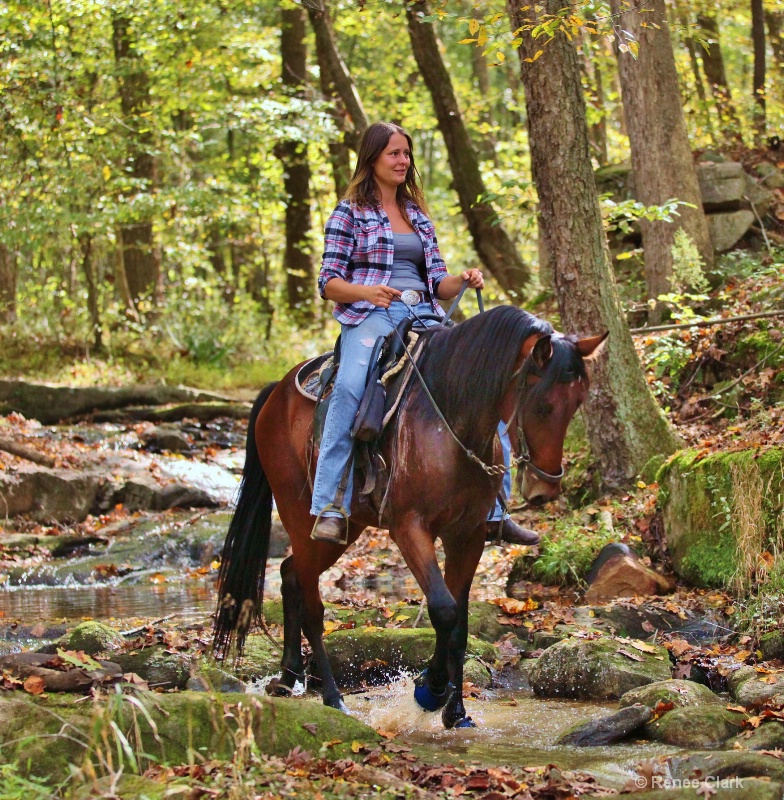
[511,332,607,505]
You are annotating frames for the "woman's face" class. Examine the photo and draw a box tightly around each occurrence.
[372,132,411,192]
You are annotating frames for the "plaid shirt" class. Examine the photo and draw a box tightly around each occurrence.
[318,199,448,326]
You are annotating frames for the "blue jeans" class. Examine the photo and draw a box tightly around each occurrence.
[311,301,511,522]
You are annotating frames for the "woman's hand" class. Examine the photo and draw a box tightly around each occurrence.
[364,284,402,308]
[461,268,484,289]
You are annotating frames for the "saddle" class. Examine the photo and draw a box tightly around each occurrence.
[295,317,429,504]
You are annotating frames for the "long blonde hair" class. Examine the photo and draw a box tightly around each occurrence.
[343,122,429,217]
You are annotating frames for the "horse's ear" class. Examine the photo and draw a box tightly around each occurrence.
[531,334,553,370]
[576,332,609,361]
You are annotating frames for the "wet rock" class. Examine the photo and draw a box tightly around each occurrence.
[644,706,747,748]
[235,633,283,681]
[187,662,247,693]
[657,448,784,588]
[580,603,687,641]
[323,628,496,687]
[113,476,218,512]
[140,425,192,453]
[0,691,379,780]
[112,645,191,689]
[39,621,125,656]
[707,210,755,252]
[528,636,670,700]
[555,703,652,746]
[726,721,784,752]
[0,467,102,522]
[758,630,784,661]
[619,679,722,709]
[668,750,784,784]
[464,658,492,689]
[755,161,784,190]
[729,665,784,705]
[584,551,673,603]
[743,172,774,217]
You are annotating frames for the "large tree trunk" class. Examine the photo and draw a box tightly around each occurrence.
[609,0,713,320]
[0,244,17,324]
[580,26,608,166]
[697,14,744,145]
[768,11,784,75]
[79,234,102,350]
[508,0,682,486]
[112,15,160,306]
[307,0,358,199]
[751,0,766,142]
[406,0,530,300]
[277,6,315,323]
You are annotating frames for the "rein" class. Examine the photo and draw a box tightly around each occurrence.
[387,295,563,484]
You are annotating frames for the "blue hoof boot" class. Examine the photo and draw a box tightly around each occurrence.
[453,716,476,729]
[413,670,449,712]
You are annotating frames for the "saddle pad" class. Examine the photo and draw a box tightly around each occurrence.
[295,352,334,400]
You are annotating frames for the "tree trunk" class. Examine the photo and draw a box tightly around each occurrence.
[471,8,497,163]
[768,11,784,75]
[580,26,608,166]
[609,0,714,321]
[509,0,682,486]
[751,0,766,142]
[278,6,315,322]
[0,244,17,324]
[697,14,744,145]
[406,0,530,300]
[307,0,356,198]
[79,233,102,350]
[112,15,160,306]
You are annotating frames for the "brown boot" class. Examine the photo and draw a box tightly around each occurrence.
[486,517,540,546]
[310,516,347,544]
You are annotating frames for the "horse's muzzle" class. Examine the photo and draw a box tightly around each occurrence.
[521,472,562,506]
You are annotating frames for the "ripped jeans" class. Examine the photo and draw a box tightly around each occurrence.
[310,301,510,522]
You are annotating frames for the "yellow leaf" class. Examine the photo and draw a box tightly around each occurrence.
[628,40,639,59]
[469,18,479,34]
[102,166,111,180]
[616,251,634,260]
[637,481,647,489]
[496,51,506,62]
[459,38,477,44]
[351,741,364,753]
[323,620,340,634]
[395,614,410,622]
[477,31,488,47]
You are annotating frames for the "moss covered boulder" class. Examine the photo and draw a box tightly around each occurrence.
[729,665,784,705]
[0,691,379,781]
[528,637,670,700]
[323,628,496,686]
[668,750,784,784]
[727,721,784,752]
[39,621,125,656]
[657,447,784,587]
[112,645,191,689]
[644,706,747,748]
[619,679,722,709]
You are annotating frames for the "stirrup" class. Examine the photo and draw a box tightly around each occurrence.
[310,505,350,546]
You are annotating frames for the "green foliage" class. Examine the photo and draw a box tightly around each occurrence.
[670,229,709,293]
[0,764,57,800]
[600,196,695,237]
[525,513,618,586]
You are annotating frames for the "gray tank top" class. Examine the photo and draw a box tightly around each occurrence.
[389,232,427,292]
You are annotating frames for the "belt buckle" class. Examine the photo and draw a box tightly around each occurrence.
[400,289,421,307]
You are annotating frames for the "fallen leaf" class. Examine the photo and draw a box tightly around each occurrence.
[23,675,46,695]
[616,648,644,662]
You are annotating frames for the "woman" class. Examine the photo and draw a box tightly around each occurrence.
[311,122,537,547]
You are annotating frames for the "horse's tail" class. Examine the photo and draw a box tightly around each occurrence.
[213,381,279,658]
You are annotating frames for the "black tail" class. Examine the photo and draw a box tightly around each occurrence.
[213,382,279,658]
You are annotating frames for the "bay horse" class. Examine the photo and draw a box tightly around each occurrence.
[213,306,605,729]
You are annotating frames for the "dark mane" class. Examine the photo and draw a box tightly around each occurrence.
[526,334,588,416]
[414,306,552,437]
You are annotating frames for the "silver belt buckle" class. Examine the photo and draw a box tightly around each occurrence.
[400,289,421,307]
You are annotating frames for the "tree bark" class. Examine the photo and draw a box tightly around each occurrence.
[278,6,315,323]
[112,15,160,305]
[79,233,102,350]
[751,0,766,142]
[768,11,784,75]
[406,0,530,300]
[697,14,744,145]
[580,26,608,166]
[609,0,714,320]
[509,0,682,485]
[0,244,17,324]
[307,0,356,198]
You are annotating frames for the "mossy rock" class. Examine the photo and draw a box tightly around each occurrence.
[528,636,670,700]
[727,721,784,752]
[41,621,125,656]
[758,630,784,661]
[0,691,379,781]
[112,645,191,689]
[657,447,784,587]
[729,665,784,705]
[464,657,492,688]
[619,679,722,709]
[324,628,496,687]
[644,706,747,748]
[69,774,184,799]
[236,633,283,680]
[668,750,784,784]
[188,659,247,693]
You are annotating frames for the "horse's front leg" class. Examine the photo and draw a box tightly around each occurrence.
[440,528,486,728]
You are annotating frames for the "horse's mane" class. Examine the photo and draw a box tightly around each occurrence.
[414,306,584,440]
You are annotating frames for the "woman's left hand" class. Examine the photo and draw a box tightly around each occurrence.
[461,268,484,289]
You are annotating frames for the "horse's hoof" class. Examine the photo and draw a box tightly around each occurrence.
[413,670,449,712]
[451,716,476,729]
[324,695,350,715]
